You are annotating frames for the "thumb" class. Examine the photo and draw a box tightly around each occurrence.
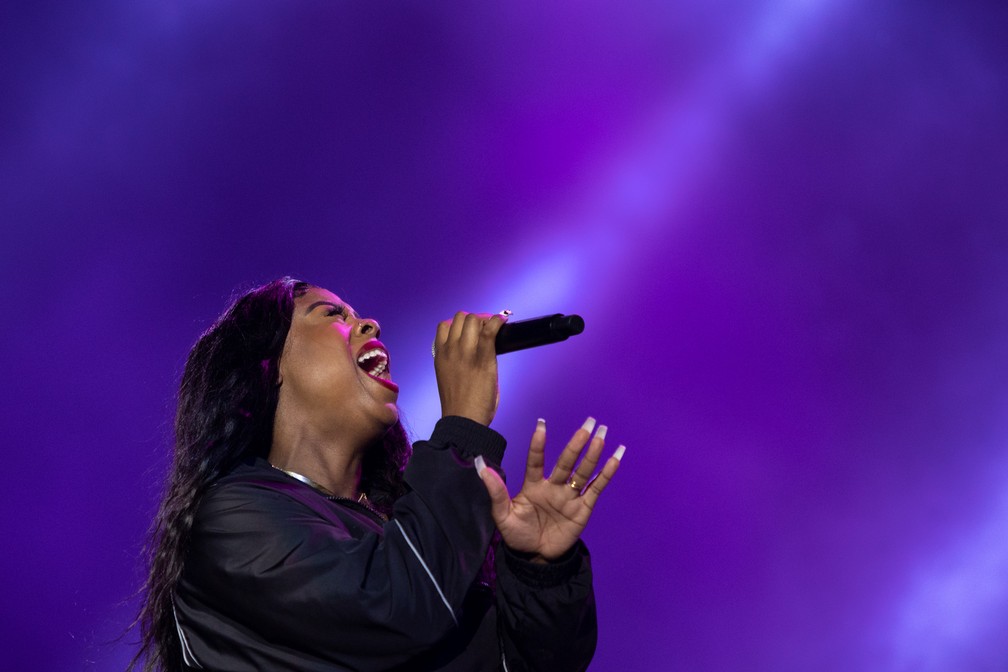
[474,455,510,525]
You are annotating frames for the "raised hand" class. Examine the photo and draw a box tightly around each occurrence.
[433,312,507,426]
[476,417,624,562]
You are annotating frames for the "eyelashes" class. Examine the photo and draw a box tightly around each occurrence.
[326,305,348,318]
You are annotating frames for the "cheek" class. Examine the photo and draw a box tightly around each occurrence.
[283,342,357,396]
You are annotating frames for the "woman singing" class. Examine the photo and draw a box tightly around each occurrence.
[132,277,623,671]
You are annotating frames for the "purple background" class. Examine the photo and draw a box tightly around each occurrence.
[3,2,1008,670]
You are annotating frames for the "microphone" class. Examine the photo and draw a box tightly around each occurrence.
[495,314,585,355]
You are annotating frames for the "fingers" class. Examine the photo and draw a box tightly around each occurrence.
[436,311,507,358]
[542,418,623,505]
[434,318,453,357]
[477,313,507,359]
[581,445,625,510]
[523,418,547,485]
[547,417,596,484]
[568,424,606,487]
[436,311,471,359]
[482,312,508,337]
[459,312,484,354]
[475,455,511,526]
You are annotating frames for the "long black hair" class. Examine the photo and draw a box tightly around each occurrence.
[130,277,411,671]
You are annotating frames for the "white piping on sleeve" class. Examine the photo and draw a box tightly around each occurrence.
[172,601,204,669]
[393,519,458,625]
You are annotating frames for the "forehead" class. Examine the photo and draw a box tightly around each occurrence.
[297,287,343,305]
[293,287,358,316]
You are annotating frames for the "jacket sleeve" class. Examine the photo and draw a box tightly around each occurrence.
[177,416,505,671]
[494,541,598,672]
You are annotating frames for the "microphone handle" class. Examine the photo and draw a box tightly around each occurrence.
[495,314,586,355]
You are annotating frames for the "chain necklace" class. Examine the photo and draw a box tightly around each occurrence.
[270,464,387,521]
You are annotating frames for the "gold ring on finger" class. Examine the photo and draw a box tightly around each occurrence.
[567,476,584,491]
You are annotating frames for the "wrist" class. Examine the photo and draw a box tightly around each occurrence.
[429,416,507,464]
[500,541,586,587]
[440,410,493,426]
[503,545,561,564]
[438,393,495,426]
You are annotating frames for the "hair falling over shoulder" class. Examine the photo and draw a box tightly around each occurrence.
[129,278,411,671]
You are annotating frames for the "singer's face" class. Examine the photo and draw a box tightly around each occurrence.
[275,287,399,442]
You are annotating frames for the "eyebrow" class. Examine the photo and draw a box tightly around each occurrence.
[305,301,360,319]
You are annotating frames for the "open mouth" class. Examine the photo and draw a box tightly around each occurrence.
[357,346,391,381]
[355,339,398,394]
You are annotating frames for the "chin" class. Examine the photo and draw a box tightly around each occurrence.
[378,404,400,432]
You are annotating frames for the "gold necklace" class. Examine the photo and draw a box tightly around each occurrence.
[271,465,340,497]
[270,464,386,520]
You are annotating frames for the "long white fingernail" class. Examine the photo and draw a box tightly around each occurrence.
[595,425,607,441]
[474,455,487,477]
[581,417,596,433]
[613,445,626,461]
[536,418,546,432]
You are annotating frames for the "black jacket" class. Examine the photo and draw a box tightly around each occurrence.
[174,417,597,671]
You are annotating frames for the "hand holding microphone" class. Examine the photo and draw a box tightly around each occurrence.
[432,310,585,425]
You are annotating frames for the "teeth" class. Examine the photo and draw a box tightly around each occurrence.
[357,348,386,363]
[357,347,390,379]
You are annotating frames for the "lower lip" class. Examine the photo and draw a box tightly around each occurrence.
[367,372,399,393]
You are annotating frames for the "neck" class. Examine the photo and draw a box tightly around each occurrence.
[269,419,366,501]
[268,448,363,499]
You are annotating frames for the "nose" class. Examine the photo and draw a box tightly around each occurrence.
[355,318,381,339]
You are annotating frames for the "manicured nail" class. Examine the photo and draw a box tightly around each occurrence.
[595,425,607,441]
[536,418,546,432]
[474,455,487,477]
[498,309,513,317]
[581,417,596,433]
[613,445,626,462]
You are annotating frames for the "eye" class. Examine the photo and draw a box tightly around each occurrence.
[326,305,348,318]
